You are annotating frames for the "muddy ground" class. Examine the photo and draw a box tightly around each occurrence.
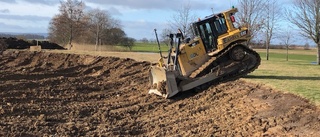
[0,50,320,136]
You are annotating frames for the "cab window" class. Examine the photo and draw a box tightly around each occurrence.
[213,18,227,35]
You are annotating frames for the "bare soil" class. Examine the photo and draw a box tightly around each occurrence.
[0,50,320,136]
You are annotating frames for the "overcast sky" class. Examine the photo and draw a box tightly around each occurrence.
[0,0,309,45]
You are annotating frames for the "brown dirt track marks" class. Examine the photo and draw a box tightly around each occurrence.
[0,50,319,136]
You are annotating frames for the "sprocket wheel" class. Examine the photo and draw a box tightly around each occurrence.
[230,45,245,61]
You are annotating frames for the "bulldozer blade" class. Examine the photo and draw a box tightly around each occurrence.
[149,66,180,98]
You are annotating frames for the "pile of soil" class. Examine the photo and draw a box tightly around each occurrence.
[0,37,65,50]
[0,50,319,136]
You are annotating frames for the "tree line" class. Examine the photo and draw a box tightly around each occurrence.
[237,0,319,64]
[48,0,135,50]
[170,0,319,64]
[48,0,319,64]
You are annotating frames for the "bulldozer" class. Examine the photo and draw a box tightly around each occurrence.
[149,7,261,98]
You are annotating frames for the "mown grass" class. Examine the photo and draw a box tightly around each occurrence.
[244,49,320,105]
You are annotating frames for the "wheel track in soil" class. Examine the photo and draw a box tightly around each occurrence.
[0,50,319,136]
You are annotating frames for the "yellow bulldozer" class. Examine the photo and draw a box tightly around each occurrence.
[149,7,261,98]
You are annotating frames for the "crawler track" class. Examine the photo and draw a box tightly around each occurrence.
[190,44,261,83]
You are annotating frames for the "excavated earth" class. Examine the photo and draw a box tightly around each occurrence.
[0,50,320,136]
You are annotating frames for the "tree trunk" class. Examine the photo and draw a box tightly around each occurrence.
[95,33,99,51]
[69,24,73,50]
[95,24,99,51]
[266,44,269,60]
[317,43,320,65]
[286,44,289,61]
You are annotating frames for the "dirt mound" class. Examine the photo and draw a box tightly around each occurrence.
[0,50,319,136]
[0,37,65,50]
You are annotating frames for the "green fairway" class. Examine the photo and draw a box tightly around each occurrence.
[244,49,320,105]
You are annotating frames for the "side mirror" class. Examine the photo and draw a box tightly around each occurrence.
[184,38,191,43]
[168,34,174,39]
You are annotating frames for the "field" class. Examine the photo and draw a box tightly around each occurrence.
[50,45,320,105]
[69,42,169,53]
[246,49,320,104]
[0,47,320,136]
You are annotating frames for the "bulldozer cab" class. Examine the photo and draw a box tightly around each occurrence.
[192,14,226,53]
[192,8,244,54]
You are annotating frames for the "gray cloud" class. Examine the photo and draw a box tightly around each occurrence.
[22,0,59,5]
[84,0,224,11]
[0,9,10,13]
[84,4,122,16]
[0,14,51,21]
[0,21,47,33]
[0,0,17,3]
[0,0,235,12]
[0,22,24,32]
[0,0,59,5]
[107,7,122,16]
[0,0,235,37]
[122,20,168,39]
[85,0,178,10]
[0,0,229,15]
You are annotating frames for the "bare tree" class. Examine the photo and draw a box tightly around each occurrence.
[237,0,267,44]
[262,0,281,60]
[286,0,320,65]
[48,0,86,48]
[88,9,112,50]
[279,29,296,61]
[48,14,71,45]
[62,0,86,48]
[161,28,172,46]
[169,2,197,39]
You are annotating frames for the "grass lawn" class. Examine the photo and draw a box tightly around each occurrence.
[243,49,320,105]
